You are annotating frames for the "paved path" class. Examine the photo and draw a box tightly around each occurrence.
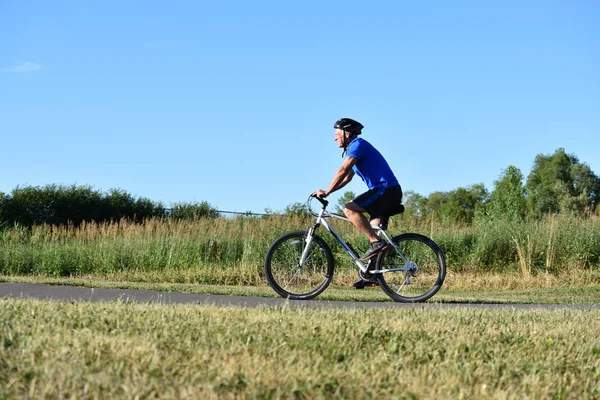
[1,282,598,310]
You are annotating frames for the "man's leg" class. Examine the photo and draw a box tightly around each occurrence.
[344,202,386,287]
[346,188,393,260]
[343,202,379,243]
[369,217,382,228]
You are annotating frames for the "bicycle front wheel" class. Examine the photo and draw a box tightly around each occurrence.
[375,233,446,303]
[264,231,334,300]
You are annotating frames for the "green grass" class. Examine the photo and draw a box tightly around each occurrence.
[439,286,600,304]
[1,299,599,399]
[2,275,600,304]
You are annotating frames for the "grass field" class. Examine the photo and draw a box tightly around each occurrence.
[1,299,599,399]
[1,213,598,398]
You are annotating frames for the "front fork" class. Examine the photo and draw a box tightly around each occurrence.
[298,224,319,267]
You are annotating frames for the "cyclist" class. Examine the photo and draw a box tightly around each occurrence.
[313,118,403,287]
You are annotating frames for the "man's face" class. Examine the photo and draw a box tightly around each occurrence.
[334,128,347,148]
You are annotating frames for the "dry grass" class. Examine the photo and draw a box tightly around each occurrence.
[1,299,599,399]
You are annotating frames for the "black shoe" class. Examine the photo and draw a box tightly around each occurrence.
[360,240,389,260]
[352,279,378,289]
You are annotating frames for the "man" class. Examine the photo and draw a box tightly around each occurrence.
[313,118,403,286]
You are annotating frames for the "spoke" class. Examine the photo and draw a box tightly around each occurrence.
[395,279,407,294]
[303,250,316,266]
[299,239,321,266]
[297,242,303,259]
[299,242,324,272]
[283,269,302,290]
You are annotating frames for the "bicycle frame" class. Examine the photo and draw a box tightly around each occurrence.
[300,200,412,274]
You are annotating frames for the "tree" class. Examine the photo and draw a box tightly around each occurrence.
[424,191,448,221]
[169,201,218,219]
[283,202,310,217]
[0,184,167,226]
[441,184,488,224]
[334,191,355,214]
[0,191,6,228]
[414,185,489,224]
[403,190,427,218]
[485,165,526,221]
[526,148,600,218]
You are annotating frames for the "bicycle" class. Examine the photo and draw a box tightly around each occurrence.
[264,196,446,303]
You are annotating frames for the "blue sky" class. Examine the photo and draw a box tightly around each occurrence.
[1,0,599,214]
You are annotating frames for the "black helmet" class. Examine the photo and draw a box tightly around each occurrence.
[334,118,363,134]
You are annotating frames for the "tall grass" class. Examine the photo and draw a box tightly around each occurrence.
[0,214,598,285]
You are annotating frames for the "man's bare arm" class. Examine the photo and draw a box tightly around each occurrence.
[323,157,357,196]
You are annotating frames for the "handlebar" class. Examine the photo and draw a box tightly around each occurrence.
[304,194,330,217]
[310,194,329,207]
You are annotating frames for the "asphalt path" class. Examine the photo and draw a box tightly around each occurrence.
[1,282,599,310]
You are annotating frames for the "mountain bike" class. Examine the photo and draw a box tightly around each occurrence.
[264,196,446,303]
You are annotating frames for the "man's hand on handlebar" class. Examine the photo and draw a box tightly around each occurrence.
[312,190,328,199]
[310,191,329,207]
[311,189,327,199]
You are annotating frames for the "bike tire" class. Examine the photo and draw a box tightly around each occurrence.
[375,233,446,303]
[264,230,334,300]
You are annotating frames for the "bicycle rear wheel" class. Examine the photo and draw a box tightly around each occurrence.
[375,233,446,303]
[264,231,334,300]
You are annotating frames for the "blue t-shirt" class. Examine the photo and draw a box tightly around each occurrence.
[346,138,399,190]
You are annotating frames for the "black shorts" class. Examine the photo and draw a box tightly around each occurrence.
[353,185,403,219]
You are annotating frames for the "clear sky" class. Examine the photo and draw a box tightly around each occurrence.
[1,0,599,213]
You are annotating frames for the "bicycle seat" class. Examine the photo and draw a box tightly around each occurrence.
[377,203,405,230]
